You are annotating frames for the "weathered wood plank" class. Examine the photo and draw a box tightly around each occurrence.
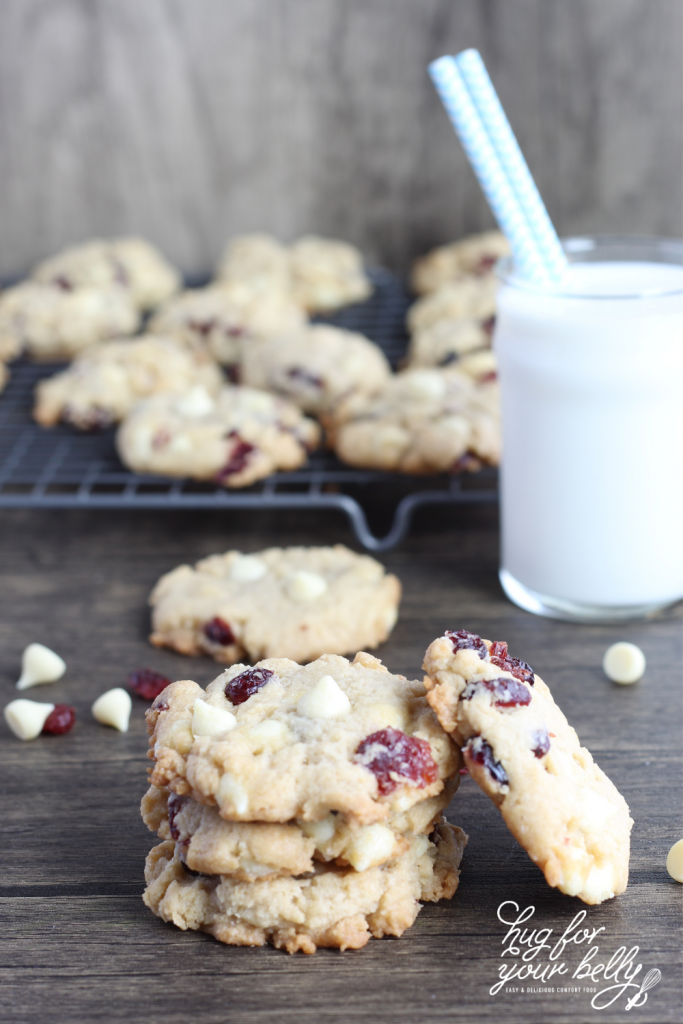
[0,0,679,278]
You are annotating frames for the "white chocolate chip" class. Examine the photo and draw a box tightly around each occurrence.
[229,555,268,583]
[557,846,590,897]
[240,859,274,877]
[345,824,396,872]
[666,839,683,882]
[286,570,328,602]
[576,788,618,831]
[244,719,290,754]
[4,699,55,740]
[217,773,249,815]
[174,385,215,418]
[367,701,406,730]
[603,642,645,684]
[413,834,432,858]
[91,688,132,733]
[581,864,616,903]
[16,643,66,690]
[297,814,337,845]
[406,370,447,400]
[192,699,237,738]
[297,675,351,719]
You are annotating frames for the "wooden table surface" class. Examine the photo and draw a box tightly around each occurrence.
[0,504,680,1024]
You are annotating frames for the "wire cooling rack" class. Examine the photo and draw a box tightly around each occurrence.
[0,268,497,550]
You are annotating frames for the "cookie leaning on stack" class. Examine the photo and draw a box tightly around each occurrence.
[142,651,467,953]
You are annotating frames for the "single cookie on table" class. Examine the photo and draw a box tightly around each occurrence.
[31,237,180,311]
[240,324,391,420]
[411,231,510,295]
[33,335,224,430]
[143,822,466,953]
[148,545,401,664]
[214,233,293,301]
[422,629,634,905]
[289,236,373,313]
[116,385,319,488]
[148,285,307,372]
[407,277,498,335]
[142,778,458,880]
[0,282,140,362]
[407,315,494,368]
[333,367,499,474]
[146,650,457,825]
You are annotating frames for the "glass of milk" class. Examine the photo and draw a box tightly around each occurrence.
[494,235,683,621]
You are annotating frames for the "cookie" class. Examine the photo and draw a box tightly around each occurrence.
[142,779,457,880]
[407,278,498,337]
[146,650,458,825]
[411,231,510,295]
[31,237,180,311]
[289,236,373,313]
[33,335,224,430]
[148,545,401,665]
[116,385,319,488]
[241,324,391,419]
[333,367,500,474]
[422,630,633,904]
[143,822,466,953]
[407,316,494,368]
[215,233,292,301]
[0,282,140,361]
[148,285,307,370]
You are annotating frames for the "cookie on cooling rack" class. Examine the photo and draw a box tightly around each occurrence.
[289,236,373,313]
[0,282,140,362]
[241,324,391,420]
[411,231,510,295]
[142,778,458,880]
[31,237,180,312]
[422,629,633,905]
[214,233,293,300]
[407,277,498,336]
[148,284,307,371]
[116,384,319,488]
[332,366,499,474]
[33,335,224,430]
[407,315,494,369]
[143,822,465,953]
[148,545,401,665]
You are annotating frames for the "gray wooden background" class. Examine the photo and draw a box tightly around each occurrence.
[0,0,680,278]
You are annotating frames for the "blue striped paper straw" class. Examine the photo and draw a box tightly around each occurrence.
[455,48,567,281]
[429,56,550,284]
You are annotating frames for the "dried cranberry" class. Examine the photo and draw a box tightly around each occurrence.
[154,700,169,713]
[463,735,508,785]
[188,317,217,337]
[531,727,550,758]
[42,704,76,735]
[216,433,255,481]
[225,364,240,384]
[53,275,73,291]
[287,367,325,389]
[451,453,481,474]
[355,727,439,796]
[489,640,535,686]
[481,315,496,336]
[204,617,235,646]
[462,676,531,708]
[168,794,187,842]
[478,370,498,384]
[445,629,488,659]
[475,254,497,275]
[152,428,171,450]
[225,667,274,705]
[129,668,171,702]
[225,325,245,338]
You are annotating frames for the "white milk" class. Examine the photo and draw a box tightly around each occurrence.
[495,250,683,619]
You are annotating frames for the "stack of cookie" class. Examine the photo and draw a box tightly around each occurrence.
[141,651,467,953]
